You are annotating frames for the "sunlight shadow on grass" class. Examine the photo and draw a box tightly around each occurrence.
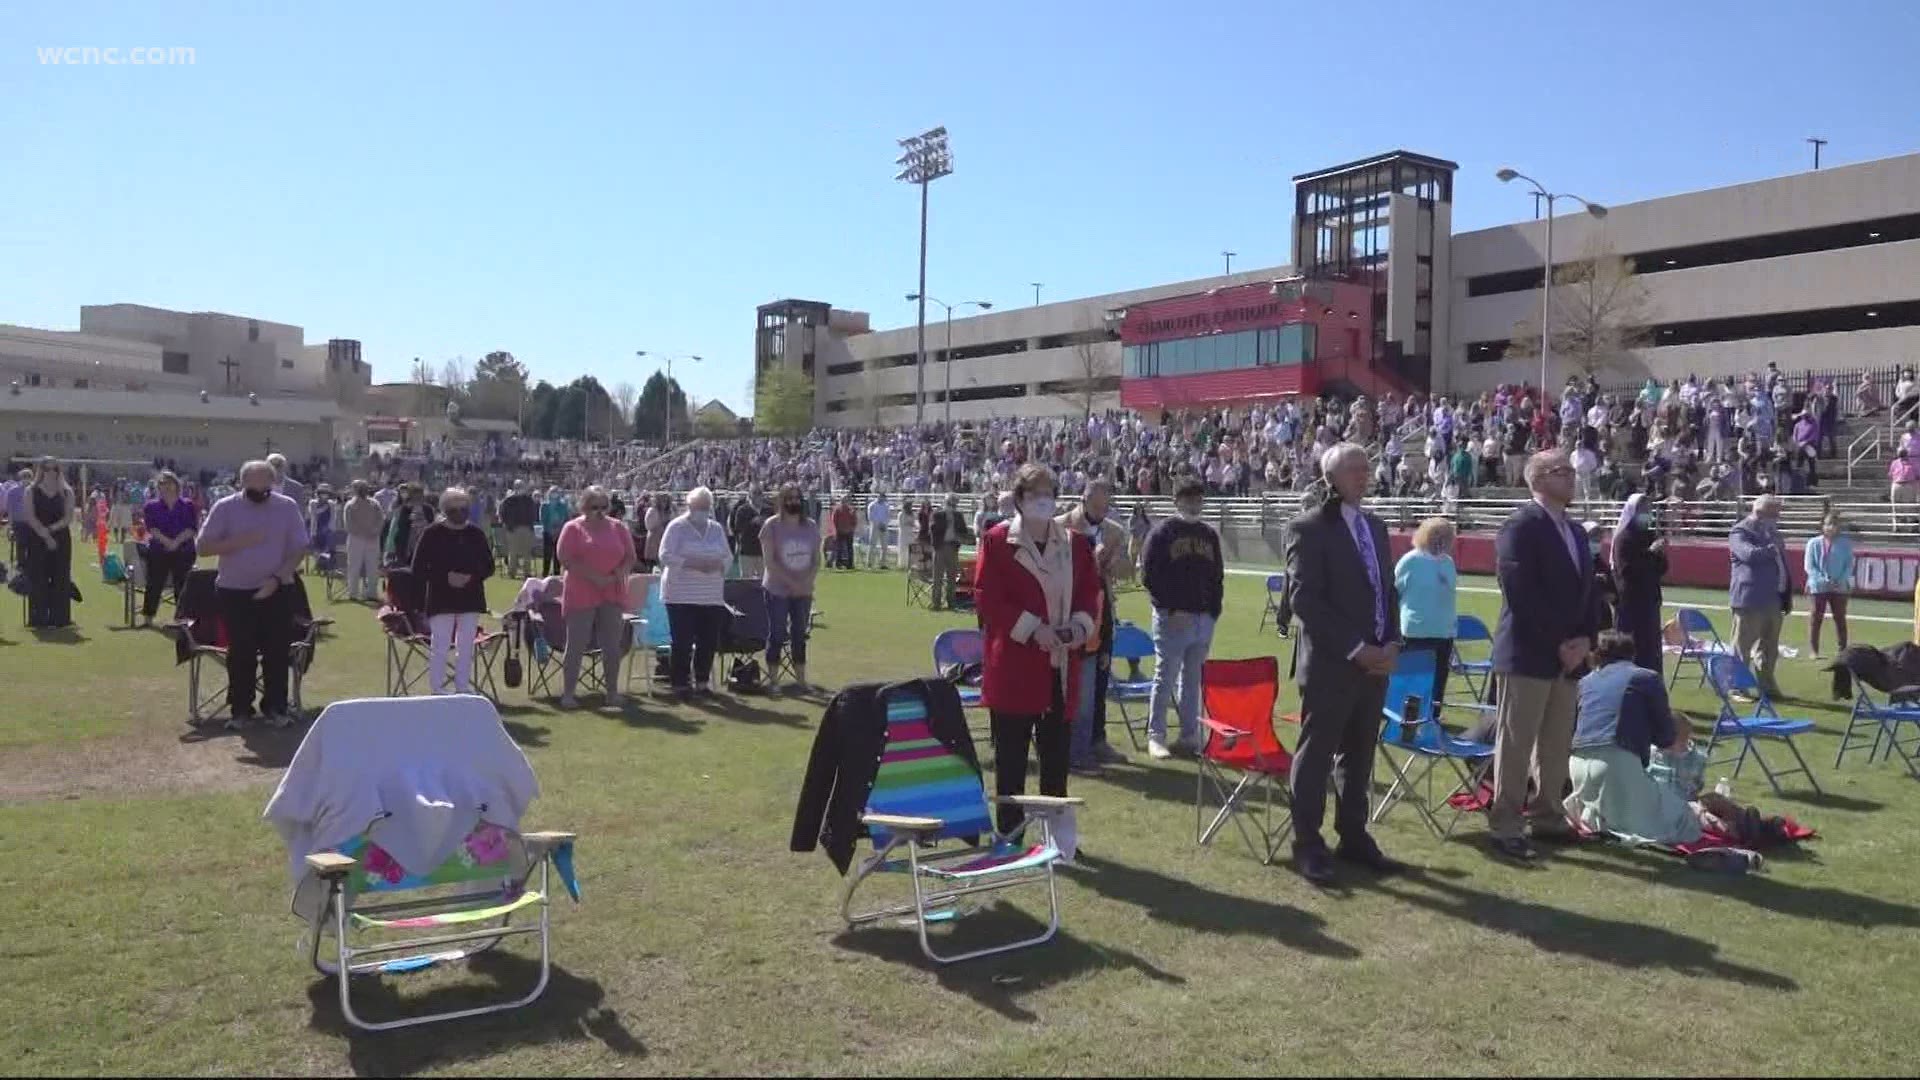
[1554,844,1920,929]
[1068,853,1360,958]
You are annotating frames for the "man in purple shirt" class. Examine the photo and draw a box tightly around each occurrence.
[195,460,309,728]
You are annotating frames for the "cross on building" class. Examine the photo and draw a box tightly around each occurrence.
[219,355,240,389]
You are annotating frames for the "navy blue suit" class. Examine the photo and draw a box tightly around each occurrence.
[1493,500,1603,679]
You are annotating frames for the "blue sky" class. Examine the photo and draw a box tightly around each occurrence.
[4,0,1916,411]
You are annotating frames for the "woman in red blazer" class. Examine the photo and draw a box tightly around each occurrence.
[973,463,1102,835]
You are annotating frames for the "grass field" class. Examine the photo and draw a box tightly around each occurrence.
[3,561,1919,1076]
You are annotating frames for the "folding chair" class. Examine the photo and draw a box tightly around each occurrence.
[1450,614,1496,702]
[1257,573,1287,632]
[377,568,433,697]
[271,696,581,1032]
[1371,647,1497,838]
[630,586,675,697]
[1667,607,1727,690]
[1702,655,1823,795]
[905,541,934,609]
[930,628,986,710]
[317,546,347,604]
[1833,669,1920,778]
[1194,656,1293,864]
[523,595,603,699]
[720,579,772,691]
[839,682,1080,965]
[168,568,321,725]
[1107,622,1155,751]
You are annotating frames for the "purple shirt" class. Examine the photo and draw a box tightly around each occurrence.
[197,491,309,590]
[142,497,199,558]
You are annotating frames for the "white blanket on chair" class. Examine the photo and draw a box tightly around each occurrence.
[263,695,539,883]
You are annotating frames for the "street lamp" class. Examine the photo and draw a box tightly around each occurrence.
[896,125,953,426]
[1222,250,1237,275]
[1495,168,1608,396]
[1030,282,1043,306]
[636,349,702,446]
[906,294,993,425]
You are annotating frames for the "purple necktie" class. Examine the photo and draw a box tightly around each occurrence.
[1350,513,1386,642]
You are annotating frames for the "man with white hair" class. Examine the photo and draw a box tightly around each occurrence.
[1728,494,1792,700]
[1284,442,1404,884]
[195,460,310,728]
[1487,448,1602,861]
[265,452,306,507]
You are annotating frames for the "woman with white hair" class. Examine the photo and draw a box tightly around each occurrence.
[657,485,733,696]
[410,487,494,694]
[555,485,636,707]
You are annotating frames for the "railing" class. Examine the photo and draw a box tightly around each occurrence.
[1848,426,1883,486]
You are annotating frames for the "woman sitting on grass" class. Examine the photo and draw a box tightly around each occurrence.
[1566,630,1743,845]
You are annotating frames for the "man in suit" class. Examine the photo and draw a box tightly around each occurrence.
[1488,448,1602,861]
[1285,442,1404,886]
[1729,494,1792,700]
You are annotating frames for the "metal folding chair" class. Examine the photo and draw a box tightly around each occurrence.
[1450,614,1496,702]
[1371,648,1496,838]
[1257,573,1287,632]
[1667,607,1726,690]
[905,541,934,609]
[1702,654,1823,795]
[1194,656,1293,864]
[931,627,986,710]
[1833,672,1920,778]
[1107,622,1155,751]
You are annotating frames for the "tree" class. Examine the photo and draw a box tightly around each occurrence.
[467,350,529,422]
[439,357,470,418]
[613,381,638,438]
[754,365,815,435]
[552,375,611,442]
[409,357,435,417]
[632,371,689,442]
[1050,323,1118,419]
[1504,239,1657,383]
[526,380,559,438]
[694,406,738,438]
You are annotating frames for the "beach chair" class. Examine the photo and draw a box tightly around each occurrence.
[1108,622,1156,751]
[521,594,604,699]
[1257,573,1287,633]
[1833,669,1920,779]
[1700,655,1822,794]
[167,568,321,724]
[905,541,934,608]
[1451,614,1496,702]
[1372,647,1497,838]
[1194,656,1293,864]
[1667,607,1727,690]
[931,628,986,709]
[268,696,580,1032]
[839,682,1079,965]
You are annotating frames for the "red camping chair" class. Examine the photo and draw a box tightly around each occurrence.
[1194,656,1293,865]
[378,567,506,701]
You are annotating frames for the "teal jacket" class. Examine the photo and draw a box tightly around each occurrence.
[1803,534,1854,594]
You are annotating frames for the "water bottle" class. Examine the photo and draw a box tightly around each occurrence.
[1713,776,1732,799]
[1400,694,1423,744]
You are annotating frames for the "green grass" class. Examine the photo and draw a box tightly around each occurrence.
[2,565,1919,1075]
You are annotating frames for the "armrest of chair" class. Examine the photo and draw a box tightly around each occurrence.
[1200,714,1249,748]
[305,852,358,879]
[523,829,577,848]
[993,795,1084,809]
[861,813,943,832]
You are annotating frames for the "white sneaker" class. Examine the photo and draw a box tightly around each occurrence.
[1147,737,1172,760]
[264,711,295,729]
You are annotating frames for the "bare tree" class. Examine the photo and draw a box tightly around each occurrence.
[613,381,638,437]
[1050,324,1119,419]
[1505,239,1656,382]
[410,357,435,416]
[440,356,469,394]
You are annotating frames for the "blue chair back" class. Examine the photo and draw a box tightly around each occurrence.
[1677,608,1717,638]
[1382,648,1438,741]
[866,686,994,849]
[1705,653,1758,698]
[639,587,672,648]
[932,628,985,670]
[1265,574,1286,595]
[1455,614,1492,643]
[1112,623,1154,663]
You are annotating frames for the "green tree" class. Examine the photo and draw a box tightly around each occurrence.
[467,350,529,421]
[754,365,815,435]
[526,380,559,438]
[633,371,689,441]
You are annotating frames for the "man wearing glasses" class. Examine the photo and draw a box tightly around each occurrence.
[1488,449,1603,861]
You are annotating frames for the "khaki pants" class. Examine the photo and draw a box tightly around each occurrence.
[1731,606,1784,695]
[1489,673,1577,840]
[1503,453,1528,487]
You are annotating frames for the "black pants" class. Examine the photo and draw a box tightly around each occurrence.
[833,534,854,569]
[141,547,192,619]
[1401,636,1454,707]
[666,602,727,689]
[990,680,1070,836]
[219,584,294,717]
[1289,670,1388,853]
[24,528,72,629]
[541,533,559,577]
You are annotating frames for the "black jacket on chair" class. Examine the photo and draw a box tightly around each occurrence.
[791,677,974,873]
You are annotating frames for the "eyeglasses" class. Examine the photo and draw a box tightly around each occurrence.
[1542,466,1577,477]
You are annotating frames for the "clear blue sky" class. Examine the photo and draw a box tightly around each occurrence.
[4,0,1916,412]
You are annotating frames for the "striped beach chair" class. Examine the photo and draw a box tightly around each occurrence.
[840,683,1080,964]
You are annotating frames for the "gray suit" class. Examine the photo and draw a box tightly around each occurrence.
[1284,500,1400,852]
[1728,516,1791,695]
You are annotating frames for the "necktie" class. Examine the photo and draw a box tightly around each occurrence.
[1350,513,1386,642]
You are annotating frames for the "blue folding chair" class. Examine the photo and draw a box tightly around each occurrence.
[1451,614,1496,702]
[932,628,986,711]
[632,587,674,696]
[1702,654,1822,795]
[1257,573,1288,633]
[1833,671,1920,779]
[1108,622,1155,751]
[1667,608,1726,690]
[1372,648,1497,838]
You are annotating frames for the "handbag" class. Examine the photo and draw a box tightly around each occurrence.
[502,627,523,688]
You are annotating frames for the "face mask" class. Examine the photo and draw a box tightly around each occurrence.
[445,508,470,526]
[1024,497,1055,520]
[784,501,804,515]
[689,509,709,525]
[1177,504,1202,521]
[244,488,270,504]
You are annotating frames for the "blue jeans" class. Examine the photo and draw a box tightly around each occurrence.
[765,592,812,670]
[1147,608,1214,743]
[1071,653,1100,764]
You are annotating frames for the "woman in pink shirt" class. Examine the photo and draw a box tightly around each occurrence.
[555,484,636,708]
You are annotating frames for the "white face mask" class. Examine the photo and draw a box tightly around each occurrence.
[1177,503,1202,522]
[689,508,710,525]
[1023,496,1055,521]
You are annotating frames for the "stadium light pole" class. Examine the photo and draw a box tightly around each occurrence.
[1222,250,1236,275]
[896,126,953,426]
[1495,168,1607,396]
[1031,282,1043,306]
[637,350,702,446]
[907,294,993,426]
